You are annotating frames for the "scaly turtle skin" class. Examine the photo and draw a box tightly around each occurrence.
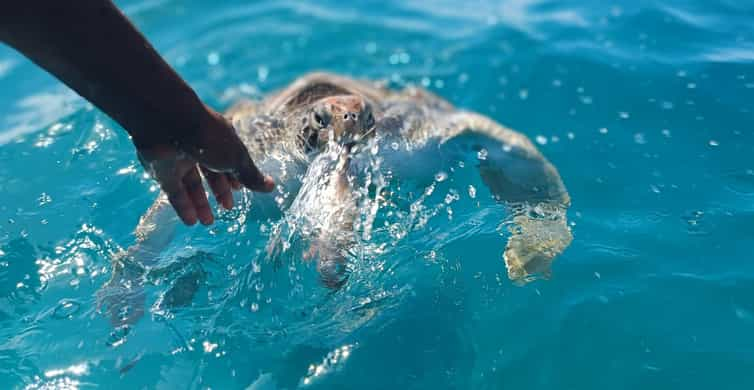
[100,72,572,324]
[224,73,381,160]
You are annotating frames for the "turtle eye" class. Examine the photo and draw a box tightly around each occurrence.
[313,112,326,128]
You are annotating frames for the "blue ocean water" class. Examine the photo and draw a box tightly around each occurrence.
[1,0,754,388]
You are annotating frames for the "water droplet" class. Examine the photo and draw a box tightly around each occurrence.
[434,171,448,182]
[257,66,269,82]
[735,306,752,321]
[202,340,218,353]
[52,299,81,320]
[468,185,477,199]
[599,127,608,134]
[106,325,131,347]
[477,148,488,160]
[207,52,220,65]
[518,89,529,100]
[708,140,719,147]
[38,193,52,206]
[634,133,647,144]
[250,302,259,312]
[535,135,547,145]
[683,210,706,235]
[444,191,458,204]
[390,142,400,151]
[619,112,630,119]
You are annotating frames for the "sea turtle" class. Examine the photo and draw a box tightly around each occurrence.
[99,72,572,323]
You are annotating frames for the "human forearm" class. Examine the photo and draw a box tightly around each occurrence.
[0,0,204,148]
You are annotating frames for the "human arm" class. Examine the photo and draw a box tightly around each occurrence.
[0,0,274,225]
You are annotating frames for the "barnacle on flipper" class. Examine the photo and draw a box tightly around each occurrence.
[502,202,573,283]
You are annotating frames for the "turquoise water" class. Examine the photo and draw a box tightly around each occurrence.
[2,0,754,388]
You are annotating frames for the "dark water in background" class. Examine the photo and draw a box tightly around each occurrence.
[1,0,754,388]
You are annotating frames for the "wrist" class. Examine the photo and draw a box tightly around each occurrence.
[129,94,209,151]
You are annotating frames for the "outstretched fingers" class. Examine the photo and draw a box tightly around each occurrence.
[236,153,275,193]
[183,167,214,225]
[165,185,198,226]
[160,165,213,226]
[201,167,234,210]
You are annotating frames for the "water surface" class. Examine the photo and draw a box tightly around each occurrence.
[1,0,754,388]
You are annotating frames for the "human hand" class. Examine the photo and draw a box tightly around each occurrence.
[137,107,275,225]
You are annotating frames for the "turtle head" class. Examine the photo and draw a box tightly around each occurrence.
[302,94,376,152]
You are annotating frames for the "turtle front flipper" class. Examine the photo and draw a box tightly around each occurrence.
[433,111,573,283]
[502,202,572,283]
[97,195,178,326]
